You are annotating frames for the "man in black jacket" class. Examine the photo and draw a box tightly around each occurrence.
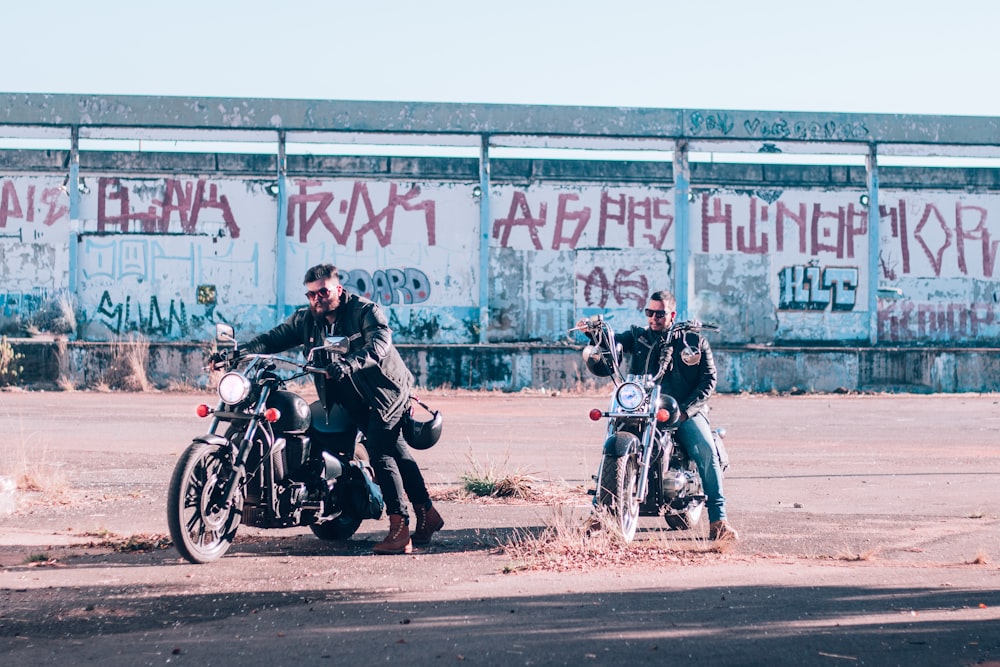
[580,289,737,541]
[242,263,443,554]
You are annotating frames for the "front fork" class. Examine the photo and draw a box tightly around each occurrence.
[597,386,663,506]
[633,384,665,505]
[218,386,273,510]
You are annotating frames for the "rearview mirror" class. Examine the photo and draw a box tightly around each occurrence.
[323,335,350,355]
[307,335,350,361]
[216,323,236,344]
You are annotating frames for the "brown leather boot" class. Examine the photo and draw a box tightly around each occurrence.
[373,514,413,555]
[412,504,444,545]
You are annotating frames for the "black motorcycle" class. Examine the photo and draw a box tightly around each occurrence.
[166,324,383,564]
[578,315,728,541]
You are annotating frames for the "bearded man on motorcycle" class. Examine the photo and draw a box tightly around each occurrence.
[582,289,738,541]
[240,263,444,554]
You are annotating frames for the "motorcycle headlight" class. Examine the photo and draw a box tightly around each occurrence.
[218,372,251,405]
[615,382,645,411]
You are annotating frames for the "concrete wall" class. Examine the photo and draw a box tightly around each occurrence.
[2,146,1000,392]
[8,339,1000,393]
[3,156,999,349]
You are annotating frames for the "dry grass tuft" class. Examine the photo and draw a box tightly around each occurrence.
[83,531,173,553]
[460,453,535,499]
[835,548,880,562]
[499,504,716,572]
[24,552,60,566]
[30,292,77,335]
[0,412,69,499]
[102,334,153,391]
[0,336,24,386]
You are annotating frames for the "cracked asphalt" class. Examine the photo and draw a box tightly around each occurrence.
[1,390,999,666]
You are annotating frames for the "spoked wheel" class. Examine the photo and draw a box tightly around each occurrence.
[167,443,244,564]
[664,502,705,531]
[596,452,641,542]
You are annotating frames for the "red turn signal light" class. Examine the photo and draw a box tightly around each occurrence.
[196,404,212,418]
[589,408,604,421]
[655,408,671,422]
[264,407,281,423]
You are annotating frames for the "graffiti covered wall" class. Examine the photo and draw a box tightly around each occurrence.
[2,168,999,347]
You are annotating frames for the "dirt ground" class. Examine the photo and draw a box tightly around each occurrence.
[1,389,999,666]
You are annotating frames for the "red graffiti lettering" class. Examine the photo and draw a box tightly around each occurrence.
[739,197,769,254]
[597,192,673,249]
[955,202,999,277]
[493,191,546,249]
[912,204,952,276]
[289,180,341,243]
[351,183,435,251]
[775,201,807,253]
[600,192,627,246]
[0,180,23,227]
[158,180,192,232]
[553,193,589,249]
[288,180,435,248]
[576,266,650,309]
[879,301,997,342]
[0,180,69,228]
[40,187,67,225]
[701,194,733,251]
[97,177,240,237]
[635,197,673,250]
[189,180,240,238]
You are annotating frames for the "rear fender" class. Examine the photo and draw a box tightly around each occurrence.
[603,431,639,458]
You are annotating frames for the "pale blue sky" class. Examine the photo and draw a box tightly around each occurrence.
[1,0,997,117]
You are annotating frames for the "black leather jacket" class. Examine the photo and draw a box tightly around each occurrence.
[242,290,413,424]
[615,325,716,419]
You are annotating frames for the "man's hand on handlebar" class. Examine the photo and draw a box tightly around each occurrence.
[209,348,242,367]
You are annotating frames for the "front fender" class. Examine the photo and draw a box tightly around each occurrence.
[603,431,639,458]
[191,433,231,449]
[190,434,240,461]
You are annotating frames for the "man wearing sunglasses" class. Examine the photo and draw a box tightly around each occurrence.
[578,289,737,541]
[242,263,444,555]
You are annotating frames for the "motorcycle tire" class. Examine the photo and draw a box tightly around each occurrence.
[167,442,244,564]
[664,503,704,531]
[310,513,364,541]
[596,452,641,542]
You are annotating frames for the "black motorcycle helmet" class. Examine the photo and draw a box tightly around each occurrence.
[401,399,443,450]
[657,394,682,426]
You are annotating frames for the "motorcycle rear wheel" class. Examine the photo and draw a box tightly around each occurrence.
[664,502,704,531]
[596,452,641,542]
[167,443,244,564]
[310,514,364,541]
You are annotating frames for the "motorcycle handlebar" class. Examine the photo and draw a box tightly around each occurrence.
[206,349,329,377]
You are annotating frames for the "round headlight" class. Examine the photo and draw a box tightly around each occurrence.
[218,372,251,405]
[615,382,645,411]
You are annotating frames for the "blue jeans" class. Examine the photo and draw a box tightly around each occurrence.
[675,413,727,523]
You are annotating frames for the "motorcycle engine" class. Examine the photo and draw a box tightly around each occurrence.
[661,469,699,499]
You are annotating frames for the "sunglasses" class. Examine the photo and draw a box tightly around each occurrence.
[305,287,332,301]
[644,308,667,319]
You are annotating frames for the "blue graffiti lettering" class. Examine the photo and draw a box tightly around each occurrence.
[778,265,858,311]
[341,267,431,306]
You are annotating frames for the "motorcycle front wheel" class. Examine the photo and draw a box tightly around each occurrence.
[596,452,641,542]
[167,442,244,564]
